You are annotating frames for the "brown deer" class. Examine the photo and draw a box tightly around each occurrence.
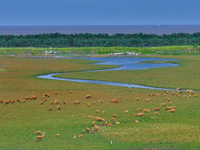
[37,133,45,140]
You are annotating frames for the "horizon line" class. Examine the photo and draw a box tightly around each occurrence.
[1,24,200,27]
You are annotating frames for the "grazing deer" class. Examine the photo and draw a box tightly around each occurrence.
[154,108,160,111]
[145,98,151,102]
[110,118,115,121]
[86,127,90,133]
[91,128,94,134]
[136,108,142,111]
[150,116,156,119]
[161,103,166,106]
[107,123,113,127]
[143,108,151,113]
[135,98,139,101]
[165,107,172,110]
[123,110,129,113]
[189,90,194,94]
[37,133,45,140]
[73,135,76,139]
[135,113,144,117]
[168,109,176,113]
[178,90,182,94]
[172,106,176,109]
[102,110,106,113]
[111,99,116,103]
[85,94,92,99]
[92,121,95,126]
[113,114,117,117]
[153,111,159,115]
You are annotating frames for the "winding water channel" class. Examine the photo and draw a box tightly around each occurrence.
[38,57,179,91]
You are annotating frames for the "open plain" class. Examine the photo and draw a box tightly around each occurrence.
[0,55,200,149]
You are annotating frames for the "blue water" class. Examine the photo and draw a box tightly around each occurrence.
[37,57,179,90]
[1,25,200,35]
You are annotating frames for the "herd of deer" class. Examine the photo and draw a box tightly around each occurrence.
[70,88,198,140]
[1,87,198,141]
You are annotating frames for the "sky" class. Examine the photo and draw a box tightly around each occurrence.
[1,0,200,26]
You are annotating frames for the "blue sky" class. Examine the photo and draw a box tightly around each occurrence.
[1,0,200,26]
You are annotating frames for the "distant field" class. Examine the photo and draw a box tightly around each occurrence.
[0,55,199,149]
[0,45,199,56]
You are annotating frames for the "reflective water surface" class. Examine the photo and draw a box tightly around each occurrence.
[38,57,179,90]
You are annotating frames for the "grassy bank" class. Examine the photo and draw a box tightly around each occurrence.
[0,56,199,149]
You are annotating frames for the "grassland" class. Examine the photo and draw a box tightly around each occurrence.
[0,45,199,56]
[0,55,200,150]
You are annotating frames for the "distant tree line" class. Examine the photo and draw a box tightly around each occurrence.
[0,32,200,47]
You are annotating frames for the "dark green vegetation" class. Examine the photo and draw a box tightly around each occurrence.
[0,56,200,150]
[1,32,200,49]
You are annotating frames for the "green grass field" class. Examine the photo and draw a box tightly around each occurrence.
[0,55,200,150]
[0,45,199,56]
